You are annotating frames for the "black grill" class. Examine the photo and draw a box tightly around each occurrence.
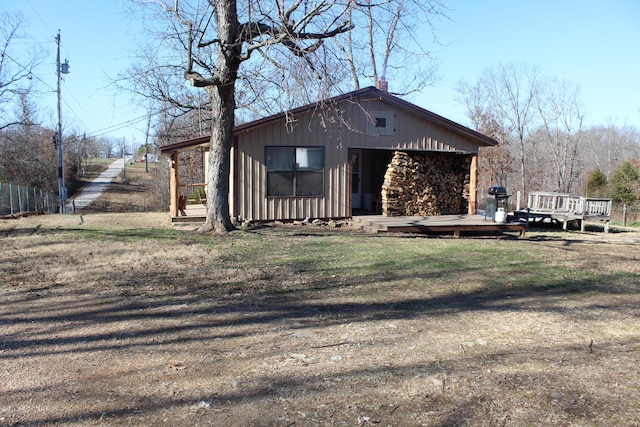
[488,186,507,197]
[486,186,510,221]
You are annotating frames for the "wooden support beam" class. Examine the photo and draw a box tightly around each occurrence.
[468,154,478,215]
[169,152,179,217]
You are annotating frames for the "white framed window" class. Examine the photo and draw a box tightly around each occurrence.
[266,146,325,197]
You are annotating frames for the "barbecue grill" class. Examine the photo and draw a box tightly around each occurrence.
[488,186,507,198]
[485,186,510,221]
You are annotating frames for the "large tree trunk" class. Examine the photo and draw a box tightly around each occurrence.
[197,0,240,233]
[199,85,236,233]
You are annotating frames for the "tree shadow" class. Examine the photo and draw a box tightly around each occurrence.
[2,223,639,425]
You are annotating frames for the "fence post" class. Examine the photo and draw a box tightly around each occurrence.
[19,185,24,213]
[623,204,627,227]
[9,183,14,215]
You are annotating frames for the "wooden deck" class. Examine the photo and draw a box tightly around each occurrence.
[172,203,206,223]
[352,214,526,237]
[171,206,526,237]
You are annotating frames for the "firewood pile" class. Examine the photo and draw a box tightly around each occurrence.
[381,151,472,216]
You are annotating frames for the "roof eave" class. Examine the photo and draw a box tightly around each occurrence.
[159,86,497,153]
[159,135,210,155]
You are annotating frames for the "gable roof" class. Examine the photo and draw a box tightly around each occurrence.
[160,86,496,155]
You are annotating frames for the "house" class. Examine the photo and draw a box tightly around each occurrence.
[159,86,497,222]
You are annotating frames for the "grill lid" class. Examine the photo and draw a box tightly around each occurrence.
[488,186,507,196]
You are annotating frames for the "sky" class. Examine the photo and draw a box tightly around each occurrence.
[414,0,640,129]
[1,0,147,143]
[2,0,639,145]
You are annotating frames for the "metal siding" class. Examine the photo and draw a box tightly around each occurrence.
[342,98,479,153]
[235,96,485,221]
[238,118,330,221]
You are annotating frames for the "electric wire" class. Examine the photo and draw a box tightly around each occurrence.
[14,0,152,140]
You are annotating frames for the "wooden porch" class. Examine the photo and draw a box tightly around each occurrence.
[171,208,526,236]
[172,202,207,223]
[352,214,526,237]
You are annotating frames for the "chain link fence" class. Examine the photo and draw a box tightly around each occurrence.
[0,182,60,216]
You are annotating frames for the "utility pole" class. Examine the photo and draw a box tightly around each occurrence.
[56,31,70,213]
[122,137,126,182]
[144,110,151,173]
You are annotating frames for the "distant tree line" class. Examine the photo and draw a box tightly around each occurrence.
[0,111,129,195]
[0,85,127,195]
[457,62,640,210]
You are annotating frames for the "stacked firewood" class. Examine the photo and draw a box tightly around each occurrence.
[382,151,471,216]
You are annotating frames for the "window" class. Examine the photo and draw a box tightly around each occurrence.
[266,146,324,197]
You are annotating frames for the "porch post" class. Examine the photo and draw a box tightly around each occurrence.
[169,151,179,217]
[468,154,478,215]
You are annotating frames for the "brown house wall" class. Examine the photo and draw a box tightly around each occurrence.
[233,98,483,221]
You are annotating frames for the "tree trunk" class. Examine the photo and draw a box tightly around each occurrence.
[197,0,240,234]
[198,83,236,233]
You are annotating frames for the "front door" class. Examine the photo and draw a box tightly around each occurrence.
[351,149,362,209]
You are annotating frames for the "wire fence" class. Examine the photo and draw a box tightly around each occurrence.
[611,203,640,226]
[0,182,60,216]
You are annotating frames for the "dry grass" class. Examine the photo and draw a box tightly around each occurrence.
[1,214,639,426]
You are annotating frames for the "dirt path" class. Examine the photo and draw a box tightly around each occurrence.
[65,159,124,213]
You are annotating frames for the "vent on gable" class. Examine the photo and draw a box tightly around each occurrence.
[367,110,395,136]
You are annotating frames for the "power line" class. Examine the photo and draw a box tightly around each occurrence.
[5,4,165,140]
[24,0,56,41]
[87,113,153,138]
[4,47,152,138]
[2,52,55,92]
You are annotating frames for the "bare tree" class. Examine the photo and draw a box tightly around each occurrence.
[535,77,584,193]
[457,63,541,197]
[582,125,640,179]
[133,0,354,233]
[487,63,540,197]
[338,0,445,94]
[0,12,41,130]
[0,93,58,193]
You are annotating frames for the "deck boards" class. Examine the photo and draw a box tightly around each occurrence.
[172,203,206,223]
[352,214,526,237]
[172,208,526,237]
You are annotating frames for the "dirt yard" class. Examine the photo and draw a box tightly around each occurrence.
[1,213,639,426]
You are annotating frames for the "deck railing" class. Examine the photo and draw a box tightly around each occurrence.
[176,183,207,217]
[528,192,611,217]
[527,192,581,213]
[583,198,612,217]
[178,183,207,204]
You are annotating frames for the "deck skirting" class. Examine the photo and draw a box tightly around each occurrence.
[352,215,525,237]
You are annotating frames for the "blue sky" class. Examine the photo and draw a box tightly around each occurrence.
[2,0,639,145]
[414,0,640,129]
[1,0,145,142]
